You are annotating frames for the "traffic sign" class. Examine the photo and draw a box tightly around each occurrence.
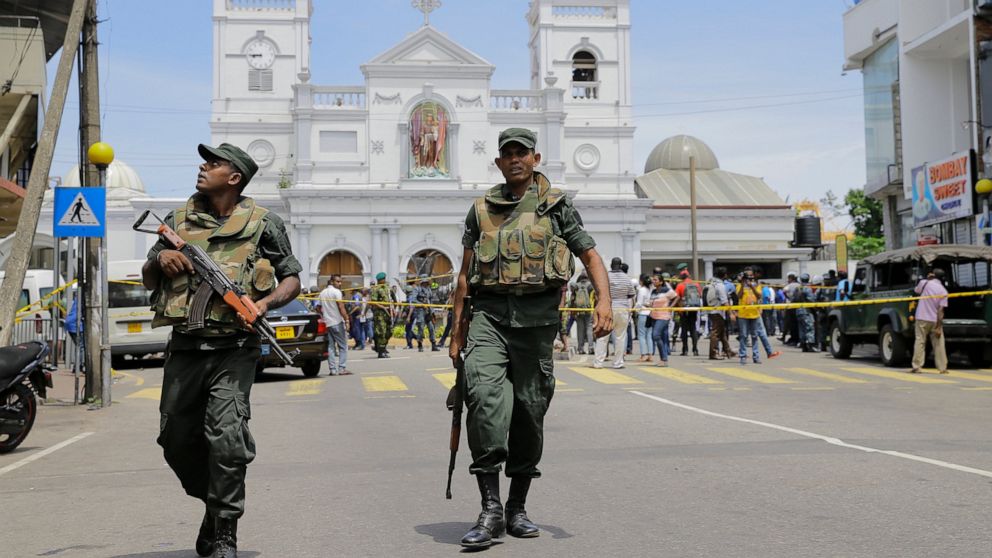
[53,187,106,237]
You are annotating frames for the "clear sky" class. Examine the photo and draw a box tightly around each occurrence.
[48,0,866,206]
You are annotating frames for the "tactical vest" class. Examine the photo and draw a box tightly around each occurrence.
[151,195,276,333]
[468,172,575,294]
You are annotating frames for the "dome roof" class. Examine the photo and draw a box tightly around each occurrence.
[63,159,146,193]
[643,135,719,173]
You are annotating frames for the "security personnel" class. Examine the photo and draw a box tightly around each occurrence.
[370,272,393,358]
[407,274,438,351]
[796,272,818,352]
[449,128,613,548]
[142,143,302,558]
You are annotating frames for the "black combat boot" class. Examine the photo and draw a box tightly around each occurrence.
[431,342,440,352]
[460,474,505,548]
[211,518,238,558]
[505,477,540,538]
[195,509,214,557]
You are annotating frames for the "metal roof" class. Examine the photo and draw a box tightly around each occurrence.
[862,244,992,265]
[0,0,74,61]
[634,167,787,207]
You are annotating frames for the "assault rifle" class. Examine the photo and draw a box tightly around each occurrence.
[132,210,299,366]
[445,295,471,499]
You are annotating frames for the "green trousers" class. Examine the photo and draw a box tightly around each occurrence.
[158,345,258,519]
[463,312,557,478]
[372,308,391,352]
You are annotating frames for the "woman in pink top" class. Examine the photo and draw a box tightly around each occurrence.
[649,274,680,366]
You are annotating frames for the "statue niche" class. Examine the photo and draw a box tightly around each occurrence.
[409,101,449,179]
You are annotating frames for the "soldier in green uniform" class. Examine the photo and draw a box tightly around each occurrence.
[142,143,302,558]
[449,128,613,548]
[370,272,394,358]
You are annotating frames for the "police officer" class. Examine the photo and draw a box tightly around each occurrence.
[796,272,818,353]
[142,143,302,558]
[407,274,438,352]
[449,128,613,548]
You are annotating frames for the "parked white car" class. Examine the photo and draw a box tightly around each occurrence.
[107,260,170,366]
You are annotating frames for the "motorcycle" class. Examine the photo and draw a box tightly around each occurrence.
[0,341,54,453]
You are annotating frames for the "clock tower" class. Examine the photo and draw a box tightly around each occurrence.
[211,0,312,191]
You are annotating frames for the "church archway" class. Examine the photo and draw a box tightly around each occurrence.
[405,249,454,297]
[318,250,365,291]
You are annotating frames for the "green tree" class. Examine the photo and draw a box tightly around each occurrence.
[844,189,884,237]
[848,236,885,259]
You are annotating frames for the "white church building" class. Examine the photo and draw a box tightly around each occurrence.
[26,0,812,288]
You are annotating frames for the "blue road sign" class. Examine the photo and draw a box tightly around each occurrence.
[53,187,106,238]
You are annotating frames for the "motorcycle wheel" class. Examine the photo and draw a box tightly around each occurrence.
[0,383,37,454]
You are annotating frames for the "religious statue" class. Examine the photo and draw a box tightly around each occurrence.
[409,102,449,178]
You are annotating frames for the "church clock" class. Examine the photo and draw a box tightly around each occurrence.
[245,40,276,69]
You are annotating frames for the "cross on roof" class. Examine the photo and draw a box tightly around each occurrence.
[411,0,441,26]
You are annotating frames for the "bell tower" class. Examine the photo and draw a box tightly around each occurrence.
[211,0,311,191]
[527,0,635,198]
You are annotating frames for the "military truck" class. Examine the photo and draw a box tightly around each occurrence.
[826,245,992,367]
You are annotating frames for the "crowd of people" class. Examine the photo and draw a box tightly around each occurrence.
[303,261,945,375]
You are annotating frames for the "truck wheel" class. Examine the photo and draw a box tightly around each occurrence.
[967,345,985,368]
[829,321,852,359]
[879,324,908,367]
[301,360,321,378]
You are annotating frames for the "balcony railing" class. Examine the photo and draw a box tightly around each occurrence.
[227,0,295,10]
[312,87,366,109]
[570,82,599,100]
[552,5,617,18]
[490,90,543,111]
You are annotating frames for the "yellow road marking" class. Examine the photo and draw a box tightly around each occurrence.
[362,375,409,392]
[126,387,161,400]
[286,379,325,396]
[941,371,992,383]
[434,373,456,389]
[568,366,643,385]
[706,367,796,384]
[785,367,868,384]
[636,366,722,384]
[114,370,145,387]
[841,367,956,384]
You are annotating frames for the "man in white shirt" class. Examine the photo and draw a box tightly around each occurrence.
[319,275,352,375]
[593,257,636,369]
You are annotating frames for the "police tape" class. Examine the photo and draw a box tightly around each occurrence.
[306,288,992,314]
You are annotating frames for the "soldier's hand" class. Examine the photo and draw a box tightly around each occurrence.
[449,338,464,368]
[157,250,194,278]
[592,302,613,338]
[236,299,267,331]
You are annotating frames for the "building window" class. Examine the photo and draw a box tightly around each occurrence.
[571,51,598,99]
[248,69,273,92]
[862,39,898,192]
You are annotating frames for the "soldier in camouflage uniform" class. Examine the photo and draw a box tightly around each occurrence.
[448,128,613,548]
[796,273,818,353]
[142,143,301,558]
[370,272,393,358]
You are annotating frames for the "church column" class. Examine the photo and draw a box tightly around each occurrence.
[370,226,383,275]
[703,257,715,280]
[621,231,636,274]
[294,74,313,186]
[296,224,312,288]
[385,225,400,280]
[542,87,566,182]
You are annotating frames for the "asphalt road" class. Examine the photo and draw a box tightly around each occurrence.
[3,341,992,557]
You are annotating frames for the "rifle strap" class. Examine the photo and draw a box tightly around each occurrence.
[187,281,214,331]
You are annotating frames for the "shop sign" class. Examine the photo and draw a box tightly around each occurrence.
[911,151,975,229]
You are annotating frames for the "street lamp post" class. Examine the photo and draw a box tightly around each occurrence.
[87,141,114,408]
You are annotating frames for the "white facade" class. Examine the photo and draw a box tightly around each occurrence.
[843,0,982,248]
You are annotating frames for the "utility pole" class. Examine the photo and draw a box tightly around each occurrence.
[689,155,699,280]
[0,0,87,345]
[79,0,108,405]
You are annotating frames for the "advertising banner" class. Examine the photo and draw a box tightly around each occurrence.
[911,151,974,229]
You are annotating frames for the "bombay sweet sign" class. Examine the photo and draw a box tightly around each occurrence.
[911,151,975,229]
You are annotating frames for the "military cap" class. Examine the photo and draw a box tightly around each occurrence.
[198,143,259,185]
[676,262,688,271]
[375,272,386,281]
[498,128,537,150]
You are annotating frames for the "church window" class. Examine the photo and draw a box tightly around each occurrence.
[408,101,450,179]
[571,51,598,99]
[248,69,273,92]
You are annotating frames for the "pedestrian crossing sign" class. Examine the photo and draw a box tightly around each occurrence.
[53,187,106,237]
